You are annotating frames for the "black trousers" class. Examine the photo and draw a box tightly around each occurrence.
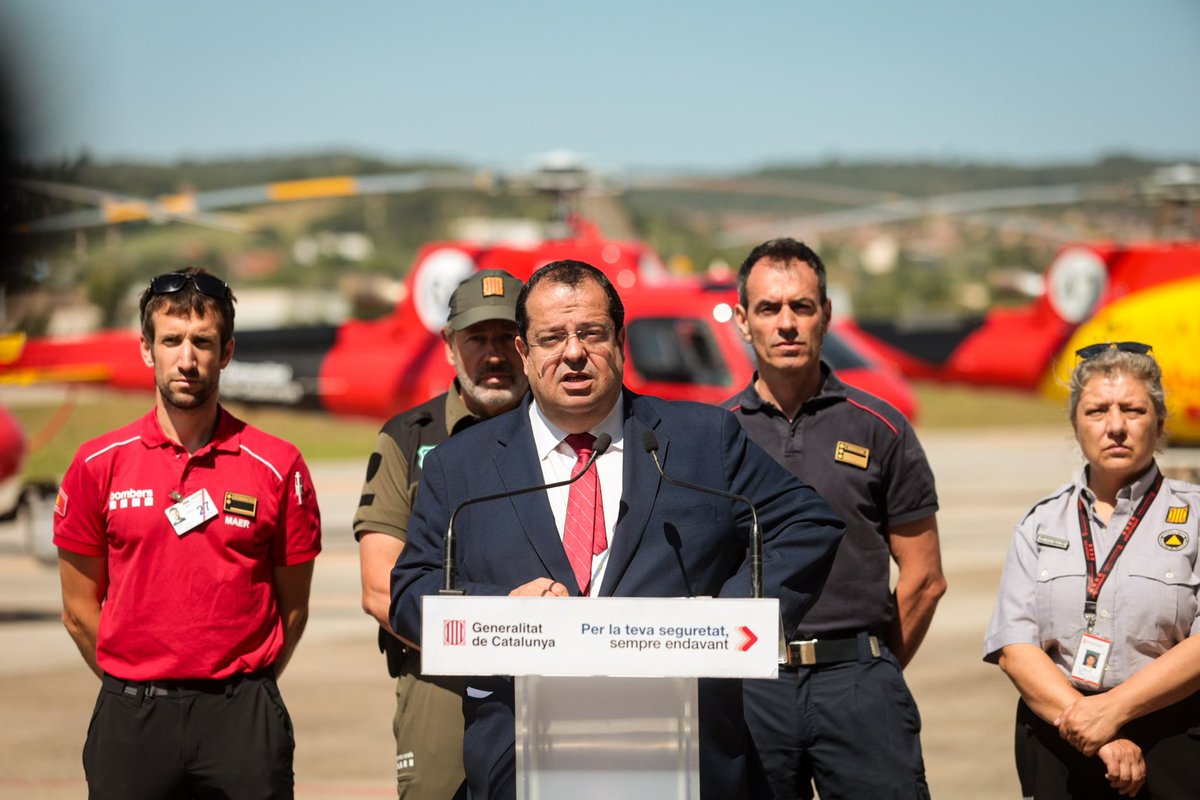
[1015,695,1200,800]
[84,671,294,800]
[743,643,929,800]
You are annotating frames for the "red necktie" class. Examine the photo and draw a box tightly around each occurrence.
[563,433,607,595]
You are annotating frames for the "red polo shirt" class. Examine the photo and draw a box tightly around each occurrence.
[54,407,322,680]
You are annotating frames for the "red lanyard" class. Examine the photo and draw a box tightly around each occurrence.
[1075,472,1163,631]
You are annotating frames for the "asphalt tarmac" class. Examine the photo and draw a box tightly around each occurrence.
[0,425,1121,798]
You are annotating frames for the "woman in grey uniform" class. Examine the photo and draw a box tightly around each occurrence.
[983,342,1200,799]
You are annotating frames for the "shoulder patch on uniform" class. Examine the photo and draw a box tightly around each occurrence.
[54,488,68,517]
[834,440,870,469]
[416,444,436,469]
[364,452,383,482]
[1036,534,1070,550]
[223,492,258,518]
[1166,506,1189,525]
[1159,529,1188,551]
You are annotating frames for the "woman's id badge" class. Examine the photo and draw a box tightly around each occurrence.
[1070,632,1111,687]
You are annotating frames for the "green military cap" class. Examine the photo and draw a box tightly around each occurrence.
[446,269,524,331]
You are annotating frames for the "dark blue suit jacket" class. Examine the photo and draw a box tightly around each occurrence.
[391,391,843,799]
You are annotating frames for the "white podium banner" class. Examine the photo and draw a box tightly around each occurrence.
[421,595,778,679]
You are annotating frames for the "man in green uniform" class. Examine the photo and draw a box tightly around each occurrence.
[354,269,527,798]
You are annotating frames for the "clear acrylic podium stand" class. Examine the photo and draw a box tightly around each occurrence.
[516,674,699,800]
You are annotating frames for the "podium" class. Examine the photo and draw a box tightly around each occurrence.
[422,595,779,800]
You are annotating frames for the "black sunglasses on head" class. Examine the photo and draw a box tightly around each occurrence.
[149,272,229,299]
[1075,341,1153,360]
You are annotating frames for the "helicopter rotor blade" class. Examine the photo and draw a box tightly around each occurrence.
[716,182,1125,246]
[11,171,480,234]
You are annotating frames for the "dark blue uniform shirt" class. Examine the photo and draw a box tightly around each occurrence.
[724,364,937,637]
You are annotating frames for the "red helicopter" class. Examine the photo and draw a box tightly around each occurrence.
[2,159,918,422]
[0,403,24,502]
[701,160,1200,444]
[836,165,1200,443]
[1,213,916,421]
[0,400,57,560]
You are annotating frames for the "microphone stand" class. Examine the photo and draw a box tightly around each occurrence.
[641,431,763,599]
[642,430,790,662]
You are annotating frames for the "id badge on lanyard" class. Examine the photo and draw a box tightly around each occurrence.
[1070,473,1162,687]
[1070,632,1111,687]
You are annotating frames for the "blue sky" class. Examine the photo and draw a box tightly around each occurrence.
[3,1,1198,171]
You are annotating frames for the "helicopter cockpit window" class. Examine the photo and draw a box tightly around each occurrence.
[626,318,731,386]
[820,330,871,371]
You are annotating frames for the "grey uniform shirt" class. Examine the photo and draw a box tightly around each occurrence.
[983,463,1200,690]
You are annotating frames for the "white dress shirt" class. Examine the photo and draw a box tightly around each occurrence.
[527,396,625,596]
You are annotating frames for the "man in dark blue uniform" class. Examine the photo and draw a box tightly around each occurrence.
[724,238,946,800]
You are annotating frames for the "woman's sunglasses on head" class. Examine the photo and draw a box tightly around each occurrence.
[1075,341,1153,361]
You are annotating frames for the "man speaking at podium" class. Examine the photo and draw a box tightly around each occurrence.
[391,260,844,800]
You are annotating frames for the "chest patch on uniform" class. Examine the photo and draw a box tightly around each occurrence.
[1166,506,1189,525]
[416,444,436,469]
[834,441,870,469]
[223,492,258,518]
[1159,529,1189,551]
[1036,534,1070,550]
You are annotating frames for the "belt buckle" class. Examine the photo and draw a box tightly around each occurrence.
[797,638,818,666]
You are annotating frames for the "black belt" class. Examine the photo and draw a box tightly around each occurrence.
[785,633,882,667]
[102,669,273,699]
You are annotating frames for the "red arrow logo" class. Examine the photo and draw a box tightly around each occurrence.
[739,626,758,651]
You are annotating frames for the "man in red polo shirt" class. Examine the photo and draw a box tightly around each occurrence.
[55,267,321,799]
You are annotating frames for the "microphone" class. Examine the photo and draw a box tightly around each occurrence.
[440,432,612,594]
[642,431,764,600]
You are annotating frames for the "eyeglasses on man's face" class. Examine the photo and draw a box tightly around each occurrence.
[526,323,614,353]
[1074,341,1153,361]
[148,273,229,299]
